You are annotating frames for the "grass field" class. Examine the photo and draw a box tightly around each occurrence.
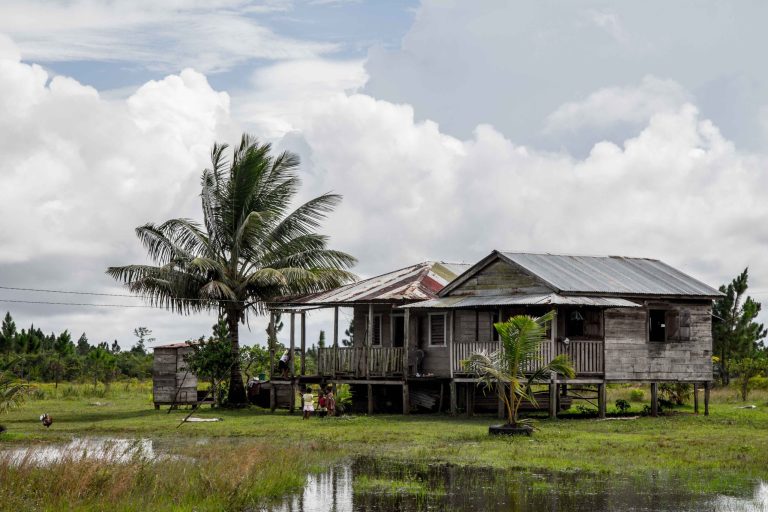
[1,381,767,510]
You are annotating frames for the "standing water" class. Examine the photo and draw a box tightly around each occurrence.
[266,457,767,512]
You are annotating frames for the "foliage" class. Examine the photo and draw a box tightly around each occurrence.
[0,359,29,415]
[615,398,630,413]
[85,348,118,389]
[464,312,575,427]
[629,388,645,402]
[731,357,768,401]
[342,319,354,347]
[107,134,357,404]
[713,268,767,384]
[659,383,692,405]
[185,320,237,405]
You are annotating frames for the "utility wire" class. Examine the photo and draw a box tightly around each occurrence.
[0,285,243,303]
[0,298,154,308]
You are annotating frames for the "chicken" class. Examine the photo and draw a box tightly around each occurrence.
[40,413,53,428]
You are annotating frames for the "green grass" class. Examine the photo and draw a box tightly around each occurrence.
[1,382,768,509]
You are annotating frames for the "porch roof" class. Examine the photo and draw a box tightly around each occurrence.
[271,261,471,307]
[400,293,640,309]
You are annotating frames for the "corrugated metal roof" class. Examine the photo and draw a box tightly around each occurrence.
[153,341,195,349]
[274,261,472,306]
[401,294,640,309]
[498,252,722,298]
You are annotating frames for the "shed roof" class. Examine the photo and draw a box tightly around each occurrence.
[273,261,471,307]
[402,293,640,309]
[441,251,722,299]
[152,342,195,349]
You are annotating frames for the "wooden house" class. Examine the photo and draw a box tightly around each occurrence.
[273,251,722,417]
[152,342,198,409]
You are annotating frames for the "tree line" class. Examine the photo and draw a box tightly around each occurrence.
[0,312,153,386]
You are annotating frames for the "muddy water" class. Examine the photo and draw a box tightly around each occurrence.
[267,457,767,512]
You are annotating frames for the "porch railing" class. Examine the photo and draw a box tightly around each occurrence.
[317,346,404,377]
[452,339,604,376]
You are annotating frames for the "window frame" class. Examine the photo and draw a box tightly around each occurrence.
[428,312,447,347]
[363,313,383,346]
[648,309,667,343]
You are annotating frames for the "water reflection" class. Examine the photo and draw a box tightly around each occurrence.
[1,437,164,465]
[267,457,766,512]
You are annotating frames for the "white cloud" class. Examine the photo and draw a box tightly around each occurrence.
[544,76,691,133]
[0,1,335,72]
[0,35,238,345]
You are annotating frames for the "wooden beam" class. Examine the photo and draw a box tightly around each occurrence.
[300,312,306,376]
[269,384,276,412]
[367,303,373,379]
[289,313,296,378]
[403,308,410,377]
[333,306,339,380]
[548,373,558,418]
[650,382,658,417]
[598,382,606,419]
[402,383,409,415]
[268,311,275,379]
[449,380,457,415]
[367,383,373,415]
[693,383,699,414]
[704,381,710,416]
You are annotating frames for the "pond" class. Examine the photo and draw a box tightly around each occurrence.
[266,457,768,512]
[0,437,186,466]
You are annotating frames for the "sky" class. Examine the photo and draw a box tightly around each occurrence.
[1,0,768,349]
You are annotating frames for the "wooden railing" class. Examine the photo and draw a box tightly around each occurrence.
[452,339,604,376]
[317,347,404,377]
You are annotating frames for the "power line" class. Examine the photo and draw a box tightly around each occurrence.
[0,298,154,309]
[0,285,238,303]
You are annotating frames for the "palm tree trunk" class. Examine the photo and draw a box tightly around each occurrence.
[226,308,247,405]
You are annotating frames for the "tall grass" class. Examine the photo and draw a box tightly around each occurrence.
[0,440,328,511]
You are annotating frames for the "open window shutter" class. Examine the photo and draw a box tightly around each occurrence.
[679,310,691,341]
[430,315,446,345]
[666,310,680,341]
[374,316,381,345]
[585,310,601,337]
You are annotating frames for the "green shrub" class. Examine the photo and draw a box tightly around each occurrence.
[629,389,645,402]
[615,399,630,413]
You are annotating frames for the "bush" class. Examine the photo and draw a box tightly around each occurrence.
[659,383,692,405]
[615,399,630,413]
[629,389,645,402]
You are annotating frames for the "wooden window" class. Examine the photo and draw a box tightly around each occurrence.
[429,313,447,346]
[648,309,666,342]
[391,314,405,347]
[565,309,585,337]
[364,314,382,345]
[564,308,602,339]
[666,309,691,342]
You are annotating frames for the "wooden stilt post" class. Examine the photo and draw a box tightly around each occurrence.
[650,382,658,417]
[300,311,306,376]
[598,382,607,419]
[465,383,473,417]
[367,304,374,379]
[333,306,339,379]
[450,380,457,415]
[693,383,699,414]
[402,383,409,414]
[289,313,296,414]
[367,384,373,415]
[498,382,505,419]
[549,372,558,419]
[268,311,275,379]
[704,381,710,416]
[269,384,276,412]
[403,308,411,415]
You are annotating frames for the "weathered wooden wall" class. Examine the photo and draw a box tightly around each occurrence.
[604,303,712,382]
[152,346,198,405]
[448,259,552,297]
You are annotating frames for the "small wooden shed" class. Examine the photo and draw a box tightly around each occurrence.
[152,342,198,409]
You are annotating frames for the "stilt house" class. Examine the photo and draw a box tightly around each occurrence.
[272,251,722,417]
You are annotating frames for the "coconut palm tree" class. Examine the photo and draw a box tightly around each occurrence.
[464,312,575,428]
[107,134,357,404]
[0,358,28,418]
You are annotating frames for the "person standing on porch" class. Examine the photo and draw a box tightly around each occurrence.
[278,349,291,378]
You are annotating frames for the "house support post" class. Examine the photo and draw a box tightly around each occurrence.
[289,313,296,414]
[497,382,505,419]
[333,306,339,379]
[704,381,710,416]
[300,311,306,376]
[598,382,607,419]
[693,383,699,414]
[449,380,457,415]
[650,382,658,417]
[465,383,473,417]
[367,384,374,415]
[269,384,276,412]
[402,383,409,415]
[268,311,275,379]
[548,372,558,419]
[367,303,373,379]
[403,308,410,414]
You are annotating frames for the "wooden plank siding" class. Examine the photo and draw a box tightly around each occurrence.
[152,346,198,405]
[448,259,552,297]
[604,303,712,381]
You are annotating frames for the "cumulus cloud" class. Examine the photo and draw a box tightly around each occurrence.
[0,0,335,72]
[0,35,237,345]
[544,76,691,133]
